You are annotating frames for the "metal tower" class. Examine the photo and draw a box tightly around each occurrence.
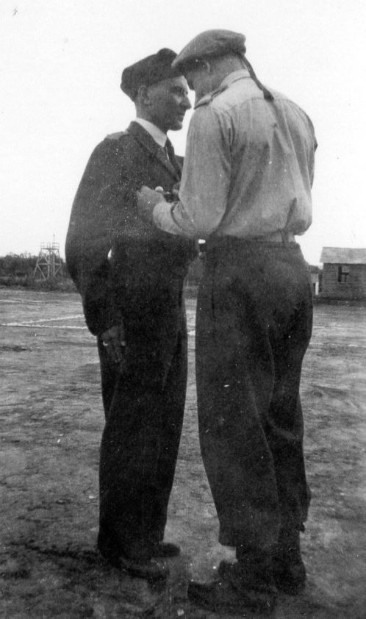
[34,240,63,280]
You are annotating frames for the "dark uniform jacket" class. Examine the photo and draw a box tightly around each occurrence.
[66,121,195,337]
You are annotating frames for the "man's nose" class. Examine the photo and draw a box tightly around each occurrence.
[182,95,192,110]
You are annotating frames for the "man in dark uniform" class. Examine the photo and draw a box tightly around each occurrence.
[65,49,195,581]
[138,31,317,612]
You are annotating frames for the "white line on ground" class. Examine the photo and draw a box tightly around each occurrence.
[1,323,87,330]
[2,314,84,324]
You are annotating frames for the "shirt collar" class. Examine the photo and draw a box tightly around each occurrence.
[218,68,250,90]
[135,118,167,147]
[195,69,250,108]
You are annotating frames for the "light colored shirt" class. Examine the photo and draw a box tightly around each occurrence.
[135,117,167,147]
[153,69,316,239]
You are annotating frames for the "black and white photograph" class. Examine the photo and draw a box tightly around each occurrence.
[1,1,365,617]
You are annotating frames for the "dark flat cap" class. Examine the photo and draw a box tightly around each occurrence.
[172,29,246,70]
[121,48,181,100]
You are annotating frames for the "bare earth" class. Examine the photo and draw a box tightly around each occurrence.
[0,288,365,619]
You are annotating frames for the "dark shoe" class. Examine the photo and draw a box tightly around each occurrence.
[219,559,280,601]
[97,530,168,581]
[151,542,180,558]
[188,578,276,614]
[273,529,306,594]
[118,554,168,582]
[273,554,306,594]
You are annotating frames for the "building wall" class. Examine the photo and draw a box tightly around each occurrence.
[321,264,366,299]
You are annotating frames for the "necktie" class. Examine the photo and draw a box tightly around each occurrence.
[159,143,170,162]
[163,145,170,162]
[165,139,175,162]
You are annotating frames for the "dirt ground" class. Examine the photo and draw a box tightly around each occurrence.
[0,288,365,619]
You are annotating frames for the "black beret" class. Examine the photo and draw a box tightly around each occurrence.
[172,29,246,70]
[121,48,181,100]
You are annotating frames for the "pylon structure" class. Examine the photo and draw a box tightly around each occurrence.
[34,240,63,280]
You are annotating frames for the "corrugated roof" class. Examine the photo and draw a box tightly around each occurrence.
[320,247,366,264]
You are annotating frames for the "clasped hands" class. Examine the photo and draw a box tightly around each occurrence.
[136,184,179,224]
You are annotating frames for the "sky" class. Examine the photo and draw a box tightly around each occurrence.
[1,0,365,265]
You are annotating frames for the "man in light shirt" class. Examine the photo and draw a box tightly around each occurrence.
[138,29,317,614]
[66,49,195,581]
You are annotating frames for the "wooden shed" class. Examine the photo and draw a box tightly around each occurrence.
[320,247,366,300]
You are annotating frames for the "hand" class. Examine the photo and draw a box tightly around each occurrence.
[101,323,127,374]
[136,185,167,224]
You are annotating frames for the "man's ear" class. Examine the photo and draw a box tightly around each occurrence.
[202,59,211,74]
[137,84,151,106]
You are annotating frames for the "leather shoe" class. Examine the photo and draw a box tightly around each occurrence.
[272,554,306,594]
[273,529,306,594]
[100,546,168,581]
[97,531,168,581]
[188,578,276,614]
[118,554,168,581]
[151,542,180,558]
[219,555,306,596]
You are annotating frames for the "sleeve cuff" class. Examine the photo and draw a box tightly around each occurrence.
[153,201,183,235]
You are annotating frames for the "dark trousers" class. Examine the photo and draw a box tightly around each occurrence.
[97,291,187,558]
[196,239,313,552]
